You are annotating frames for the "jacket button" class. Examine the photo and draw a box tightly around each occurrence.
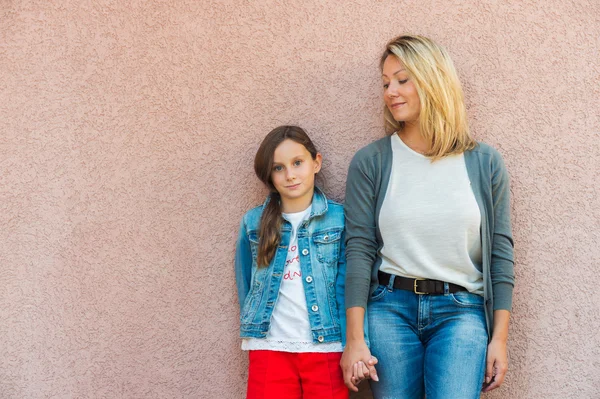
[302,249,309,256]
[311,305,319,312]
[306,276,313,283]
[318,336,324,343]
[324,235,329,241]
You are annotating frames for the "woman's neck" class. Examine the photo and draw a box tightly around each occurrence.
[398,122,430,154]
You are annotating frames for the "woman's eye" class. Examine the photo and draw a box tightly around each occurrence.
[383,83,389,89]
[398,79,408,84]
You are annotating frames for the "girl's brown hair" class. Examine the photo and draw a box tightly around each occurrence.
[254,125,319,267]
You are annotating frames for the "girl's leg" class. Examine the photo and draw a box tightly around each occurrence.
[247,350,302,399]
[368,287,425,399]
[422,292,488,399]
[299,352,348,399]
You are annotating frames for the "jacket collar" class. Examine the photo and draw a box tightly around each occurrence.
[262,186,328,219]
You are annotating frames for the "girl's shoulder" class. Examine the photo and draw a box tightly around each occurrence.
[324,199,345,224]
[240,204,265,230]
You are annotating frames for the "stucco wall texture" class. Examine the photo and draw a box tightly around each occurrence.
[0,0,598,398]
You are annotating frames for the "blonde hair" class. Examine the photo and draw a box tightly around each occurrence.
[381,35,475,160]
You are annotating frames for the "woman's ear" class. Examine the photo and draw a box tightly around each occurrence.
[314,153,323,174]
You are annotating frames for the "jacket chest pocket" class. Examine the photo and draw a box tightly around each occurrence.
[313,230,342,266]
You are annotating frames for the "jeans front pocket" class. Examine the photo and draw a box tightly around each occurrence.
[369,284,388,302]
[450,291,484,307]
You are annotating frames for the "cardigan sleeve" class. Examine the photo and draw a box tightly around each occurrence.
[489,149,515,311]
[344,151,379,310]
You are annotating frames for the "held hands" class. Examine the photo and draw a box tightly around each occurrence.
[340,340,379,392]
[482,338,508,393]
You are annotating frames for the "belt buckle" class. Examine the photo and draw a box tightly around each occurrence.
[413,279,427,295]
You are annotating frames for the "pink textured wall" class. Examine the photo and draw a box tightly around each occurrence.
[1,1,598,398]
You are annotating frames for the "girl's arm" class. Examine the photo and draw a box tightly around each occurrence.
[234,217,252,311]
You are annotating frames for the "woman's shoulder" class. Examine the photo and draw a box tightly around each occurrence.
[352,135,392,162]
[468,141,504,160]
[465,141,509,176]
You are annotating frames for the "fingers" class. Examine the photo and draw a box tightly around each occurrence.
[341,359,358,392]
[485,357,494,386]
[344,366,359,392]
[360,361,370,379]
[350,361,367,386]
[482,360,508,393]
[367,356,379,382]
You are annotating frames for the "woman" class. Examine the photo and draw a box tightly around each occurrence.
[341,35,515,398]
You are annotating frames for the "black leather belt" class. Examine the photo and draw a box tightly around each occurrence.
[378,271,467,295]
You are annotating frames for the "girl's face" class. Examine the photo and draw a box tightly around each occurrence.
[382,56,421,124]
[271,139,322,213]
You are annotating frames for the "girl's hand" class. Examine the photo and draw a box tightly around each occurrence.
[482,338,508,392]
[340,340,378,392]
[351,356,378,386]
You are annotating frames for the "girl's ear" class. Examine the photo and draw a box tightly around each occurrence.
[313,153,323,174]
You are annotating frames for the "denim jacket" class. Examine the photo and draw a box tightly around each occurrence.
[234,188,347,346]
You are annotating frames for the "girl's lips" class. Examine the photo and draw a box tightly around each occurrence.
[286,183,301,189]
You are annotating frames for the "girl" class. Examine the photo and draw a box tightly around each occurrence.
[235,126,348,399]
[341,35,515,398]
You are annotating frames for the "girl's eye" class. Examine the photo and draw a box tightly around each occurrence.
[273,165,283,172]
[294,160,303,166]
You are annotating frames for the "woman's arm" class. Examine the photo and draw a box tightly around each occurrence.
[483,310,510,392]
[484,148,515,392]
[341,151,381,390]
[335,230,347,346]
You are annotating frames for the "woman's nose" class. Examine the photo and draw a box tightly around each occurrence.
[386,84,398,98]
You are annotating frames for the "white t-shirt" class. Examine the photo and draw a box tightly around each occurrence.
[242,205,342,352]
[378,133,484,294]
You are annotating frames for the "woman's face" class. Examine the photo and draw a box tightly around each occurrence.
[382,56,421,124]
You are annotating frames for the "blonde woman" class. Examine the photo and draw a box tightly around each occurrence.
[340,35,515,398]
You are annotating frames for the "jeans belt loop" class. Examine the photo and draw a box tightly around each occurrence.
[387,274,396,292]
[444,282,449,295]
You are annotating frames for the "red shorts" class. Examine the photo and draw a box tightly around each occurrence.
[247,350,348,399]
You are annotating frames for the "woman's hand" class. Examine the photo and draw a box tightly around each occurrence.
[482,338,508,392]
[340,339,378,392]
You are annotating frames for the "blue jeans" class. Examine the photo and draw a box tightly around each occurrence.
[368,278,488,399]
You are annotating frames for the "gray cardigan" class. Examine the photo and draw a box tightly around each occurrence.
[344,136,515,337]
